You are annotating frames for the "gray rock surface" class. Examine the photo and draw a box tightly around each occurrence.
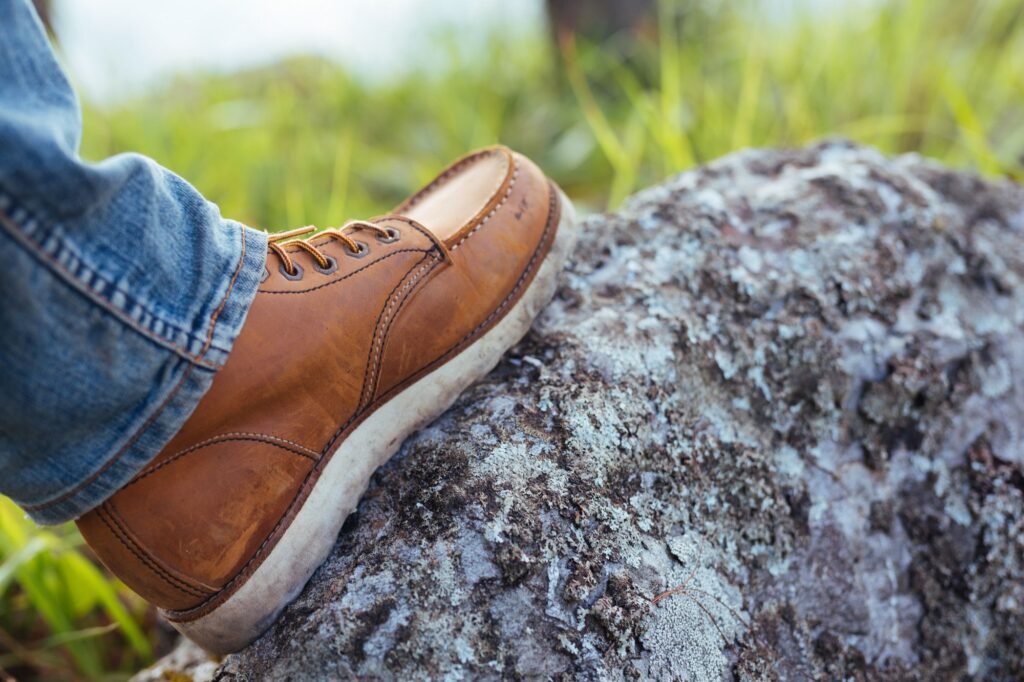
[140,142,1024,681]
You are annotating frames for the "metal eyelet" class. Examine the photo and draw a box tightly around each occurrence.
[345,241,370,259]
[376,227,401,244]
[279,262,304,280]
[314,255,339,275]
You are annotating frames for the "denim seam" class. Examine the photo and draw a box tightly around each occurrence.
[195,221,248,360]
[0,189,236,370]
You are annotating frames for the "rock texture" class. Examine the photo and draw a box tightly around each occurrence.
[141,142,1024,681]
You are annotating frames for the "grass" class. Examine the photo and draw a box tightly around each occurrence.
[2,0,1022,678]
[78,0,1023,223]
[0,499,151,680]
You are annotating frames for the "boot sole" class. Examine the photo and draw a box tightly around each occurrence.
[168,188,578,654]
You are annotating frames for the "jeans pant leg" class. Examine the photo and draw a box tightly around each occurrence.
[0,0,268,524]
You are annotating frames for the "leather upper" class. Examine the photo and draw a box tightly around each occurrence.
[77,146,561,615]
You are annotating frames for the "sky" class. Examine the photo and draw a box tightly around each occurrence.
[52,0,545,103]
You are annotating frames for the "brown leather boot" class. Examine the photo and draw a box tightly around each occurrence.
[76,146,577,653]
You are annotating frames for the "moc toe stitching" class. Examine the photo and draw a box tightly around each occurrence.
[451,160,521,251]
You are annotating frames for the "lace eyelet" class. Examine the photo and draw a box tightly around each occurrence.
[314,255,338,275]
[279,262,304,280]
[346,240,370,259]
[376,227,401,244]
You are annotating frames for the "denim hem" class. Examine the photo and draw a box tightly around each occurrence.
[0,190,268,370]
[15,223,267,525]
[193,222,268,368]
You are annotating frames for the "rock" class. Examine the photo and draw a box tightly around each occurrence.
[139,141,1024,681]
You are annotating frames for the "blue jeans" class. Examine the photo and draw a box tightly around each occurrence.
[0,0,267,524]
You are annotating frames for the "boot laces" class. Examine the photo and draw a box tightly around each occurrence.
[268,220,396,275]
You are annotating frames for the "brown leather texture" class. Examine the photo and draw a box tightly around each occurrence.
[76,146,562,619]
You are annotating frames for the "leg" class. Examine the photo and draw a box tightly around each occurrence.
[0,0,267,524]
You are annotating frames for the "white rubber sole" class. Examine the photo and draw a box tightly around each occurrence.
[170,190,578,654]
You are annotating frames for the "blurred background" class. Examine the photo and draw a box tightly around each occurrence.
[2,0,1022,678]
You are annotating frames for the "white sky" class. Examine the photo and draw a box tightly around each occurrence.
[52,0,545,103]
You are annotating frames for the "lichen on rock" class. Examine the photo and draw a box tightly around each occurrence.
[139,141,1024,681]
